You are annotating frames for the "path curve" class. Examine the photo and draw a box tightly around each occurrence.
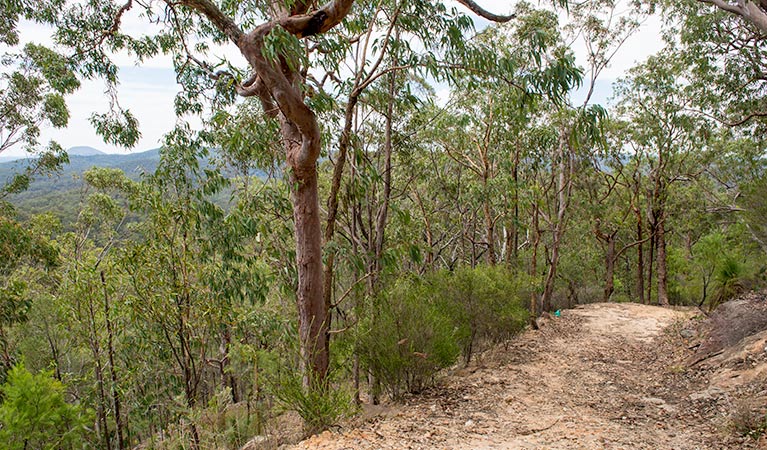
[291,303,737,449]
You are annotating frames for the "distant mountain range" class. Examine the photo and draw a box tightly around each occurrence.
[67,146,108,156]
[0,145,108,163]
[0,147,162,186]
[0,147,163,225]
[1,146,271,227]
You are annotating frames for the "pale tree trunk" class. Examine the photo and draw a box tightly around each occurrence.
[483,196,495,265]
[480,101,495,266]
[541,132,573,312]
[701,0,767,33]
[656,209,670,306]
[512,148,520,263]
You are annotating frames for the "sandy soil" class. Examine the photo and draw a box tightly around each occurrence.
[287,302,764,450]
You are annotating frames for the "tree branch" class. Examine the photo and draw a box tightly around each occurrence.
[177,0,244,43]
[279,0,356,37]
[698,0,767,33]
[454,0,515,22]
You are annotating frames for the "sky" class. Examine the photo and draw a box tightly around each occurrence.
[7,0,665,157]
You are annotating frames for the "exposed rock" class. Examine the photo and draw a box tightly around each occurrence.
[241,435,273,450]
[689,386,726,401]
[690,292,767,366]
[680,329,696,339]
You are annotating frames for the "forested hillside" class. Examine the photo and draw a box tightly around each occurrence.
[0,148,161,225]
[1,0,766,449]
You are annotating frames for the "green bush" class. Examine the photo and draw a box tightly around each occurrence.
[0,362,92,450]
[272,371,354,436]
[358,266,530,399]
[709,256,746,312]
[436,265,530,364]
[357,276,461,399]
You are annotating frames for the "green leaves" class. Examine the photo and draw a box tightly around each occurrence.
[42,94,69,128]
[90,109,141,148]
[263,25,308,72]
[0,363,92,449]
[23,44,80,95]
[0,44,76,160]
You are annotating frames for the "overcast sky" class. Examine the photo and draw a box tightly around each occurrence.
[7,0,664,156]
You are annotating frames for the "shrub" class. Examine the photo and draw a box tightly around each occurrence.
[357,266,530,398]
[271,370,355,436]
[709,257,746,312]
[357,276,461,399]
[0,362,92,450]
[435,265,530,364]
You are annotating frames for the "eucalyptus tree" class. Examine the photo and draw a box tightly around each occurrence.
[119,130,274,447]
[317,0,487,368]
[667,0,767,131]
[0,6,78,199]
[0,215,58,381]
[42,0,520,390]
[614,54,709,306]
[425,5,586,273]
[584,123,651,303]
[56,186,130,450]
[532,0,642,312]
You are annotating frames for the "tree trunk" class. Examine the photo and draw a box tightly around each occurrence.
[483,197,495,266]
[415,191,435,268]
[291,166,328,386]
[656,209,669,306]
[374,72,395,273]
[635,208,645,304]
[321,94,358,376]
[512,150,520,263]
[646,224,656,305]
[101,271,125,450]
[480,108,495,266]
[220,327,238,403]
[541,234,560,312]
[87,286,112,450]
[603,235,616,302]
[529,204,540,322]
[540,134,572,312]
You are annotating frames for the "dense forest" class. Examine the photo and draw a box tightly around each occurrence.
[1,0,766,448]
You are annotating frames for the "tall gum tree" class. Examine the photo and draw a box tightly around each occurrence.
[47,0,517,388]
[533,0,639,313]
[614,54,708,306]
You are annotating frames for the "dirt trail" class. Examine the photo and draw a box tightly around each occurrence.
[285,302,765,449]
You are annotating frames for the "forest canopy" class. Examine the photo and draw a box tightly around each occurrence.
[1,0,766,448]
